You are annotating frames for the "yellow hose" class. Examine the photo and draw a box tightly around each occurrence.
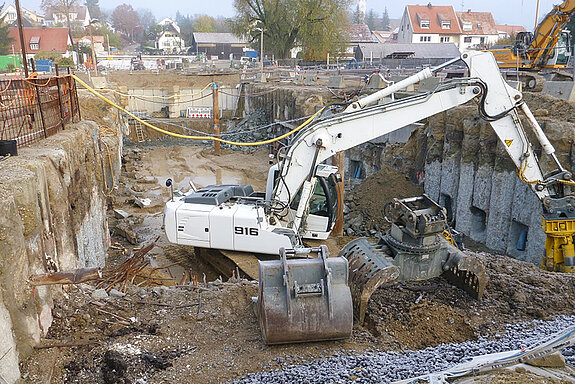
[73,75,324,146]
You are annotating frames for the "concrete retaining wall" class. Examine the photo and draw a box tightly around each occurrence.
[420,108,575,264]
[0,122,120,382]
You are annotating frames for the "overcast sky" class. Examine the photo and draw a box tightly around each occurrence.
[22,0,561,31]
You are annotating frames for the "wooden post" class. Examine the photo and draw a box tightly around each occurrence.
[212,83,220,155]
[332,151,345,236]
[14,0,28,78]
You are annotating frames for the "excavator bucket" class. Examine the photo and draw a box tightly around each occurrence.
[339,195,488,325]
[256,246,353,344]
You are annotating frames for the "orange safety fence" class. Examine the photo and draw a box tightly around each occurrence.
[0,75,80,147]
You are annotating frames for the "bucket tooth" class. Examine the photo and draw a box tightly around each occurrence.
[339,238,400,325]
[441,247,488,300]
[257,246,353,344]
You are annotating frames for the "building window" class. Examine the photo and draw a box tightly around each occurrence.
[419,36,431,42]
[30,43,39,50]
[477,23,482,30]
[464,36,472,43]
[420,20,430,29]
[440,36,450,43]
[480,37,485,44]
[441,20,451,29]
[462,21,472,31]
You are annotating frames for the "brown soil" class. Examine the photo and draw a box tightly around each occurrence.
[347,165,424,233]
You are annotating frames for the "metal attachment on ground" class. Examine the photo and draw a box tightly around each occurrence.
[340,195,487,325]
[257,245,353,344]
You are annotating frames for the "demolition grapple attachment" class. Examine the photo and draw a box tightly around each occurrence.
[340,195,487,324]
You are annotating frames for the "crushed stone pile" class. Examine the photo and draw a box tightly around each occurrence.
[232,316,575,384]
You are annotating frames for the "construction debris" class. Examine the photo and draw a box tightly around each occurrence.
[28,268,102,286]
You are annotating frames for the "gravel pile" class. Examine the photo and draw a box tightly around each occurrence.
[232,315,575,384]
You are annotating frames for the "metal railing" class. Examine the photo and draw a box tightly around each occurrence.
[0,75,80,147]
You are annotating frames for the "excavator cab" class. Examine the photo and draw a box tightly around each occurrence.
[290,173,340,239]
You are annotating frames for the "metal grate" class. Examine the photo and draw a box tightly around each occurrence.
[0,75,80,147]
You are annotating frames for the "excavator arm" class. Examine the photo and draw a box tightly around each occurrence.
[529,0,575,67]
[273,51,574,237]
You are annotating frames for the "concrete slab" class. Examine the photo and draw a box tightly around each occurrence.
[542,81,575,101]
[365,74,388,90]
[304,74,317,86]
[91,76,108,89]
[328,76,345,89]
[418,77,441,92]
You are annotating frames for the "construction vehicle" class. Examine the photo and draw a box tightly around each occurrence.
[489,0,574,89]
[164,51,575,343]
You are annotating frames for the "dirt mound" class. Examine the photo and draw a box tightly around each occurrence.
[345,165,424,235]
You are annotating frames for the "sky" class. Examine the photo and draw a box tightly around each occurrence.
[21,0,561,31]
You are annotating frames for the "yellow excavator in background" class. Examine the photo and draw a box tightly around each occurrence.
[489,0,574,90]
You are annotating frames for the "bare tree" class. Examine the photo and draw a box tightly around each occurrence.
[42,0,78,61]
[111,4,140,42]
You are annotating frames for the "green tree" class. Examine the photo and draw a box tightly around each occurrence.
[0,4,13,54]
[352,4,363,24]
[366,9,376,31]
[193,15,217,33]
[176,13,194,45]
[111,3,140,41]
[381,7,390,31]
[232,0,351,60]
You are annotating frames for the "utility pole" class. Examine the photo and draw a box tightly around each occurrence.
[14,0,28,77]
[259,27,264,77]
[212,83,220,155]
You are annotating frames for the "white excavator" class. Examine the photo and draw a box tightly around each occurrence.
[164,51,575,344]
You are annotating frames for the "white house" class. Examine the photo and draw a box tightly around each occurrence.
[157,17,180,34]
[397,3,462,47]
[45,6,90,28]
[0,4,45,25]
[457,10,499,50]
[156,25,184,54]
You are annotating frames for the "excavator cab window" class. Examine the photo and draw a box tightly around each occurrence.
[289,175,339,231]
[557,31,571,65]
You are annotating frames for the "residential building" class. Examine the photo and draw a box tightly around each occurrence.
[457,10,499,50]
[8,27,72,59]
[372,18,401,43]
[344,24,376,56]
[156,27,185,54]
[397,3,462,47]
[0,4,45,26]
[45,6,90,28]
[157,18,180,34]
[191,32,250,59]
[496,24,527,40]
[79,35,106,53]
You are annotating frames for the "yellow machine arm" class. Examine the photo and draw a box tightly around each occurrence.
[529,0,575,67]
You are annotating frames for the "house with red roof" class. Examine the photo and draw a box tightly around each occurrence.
[8,27,73,60]
[397,3,462,47]
[496,24,527,40]
[457,10,500,50]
